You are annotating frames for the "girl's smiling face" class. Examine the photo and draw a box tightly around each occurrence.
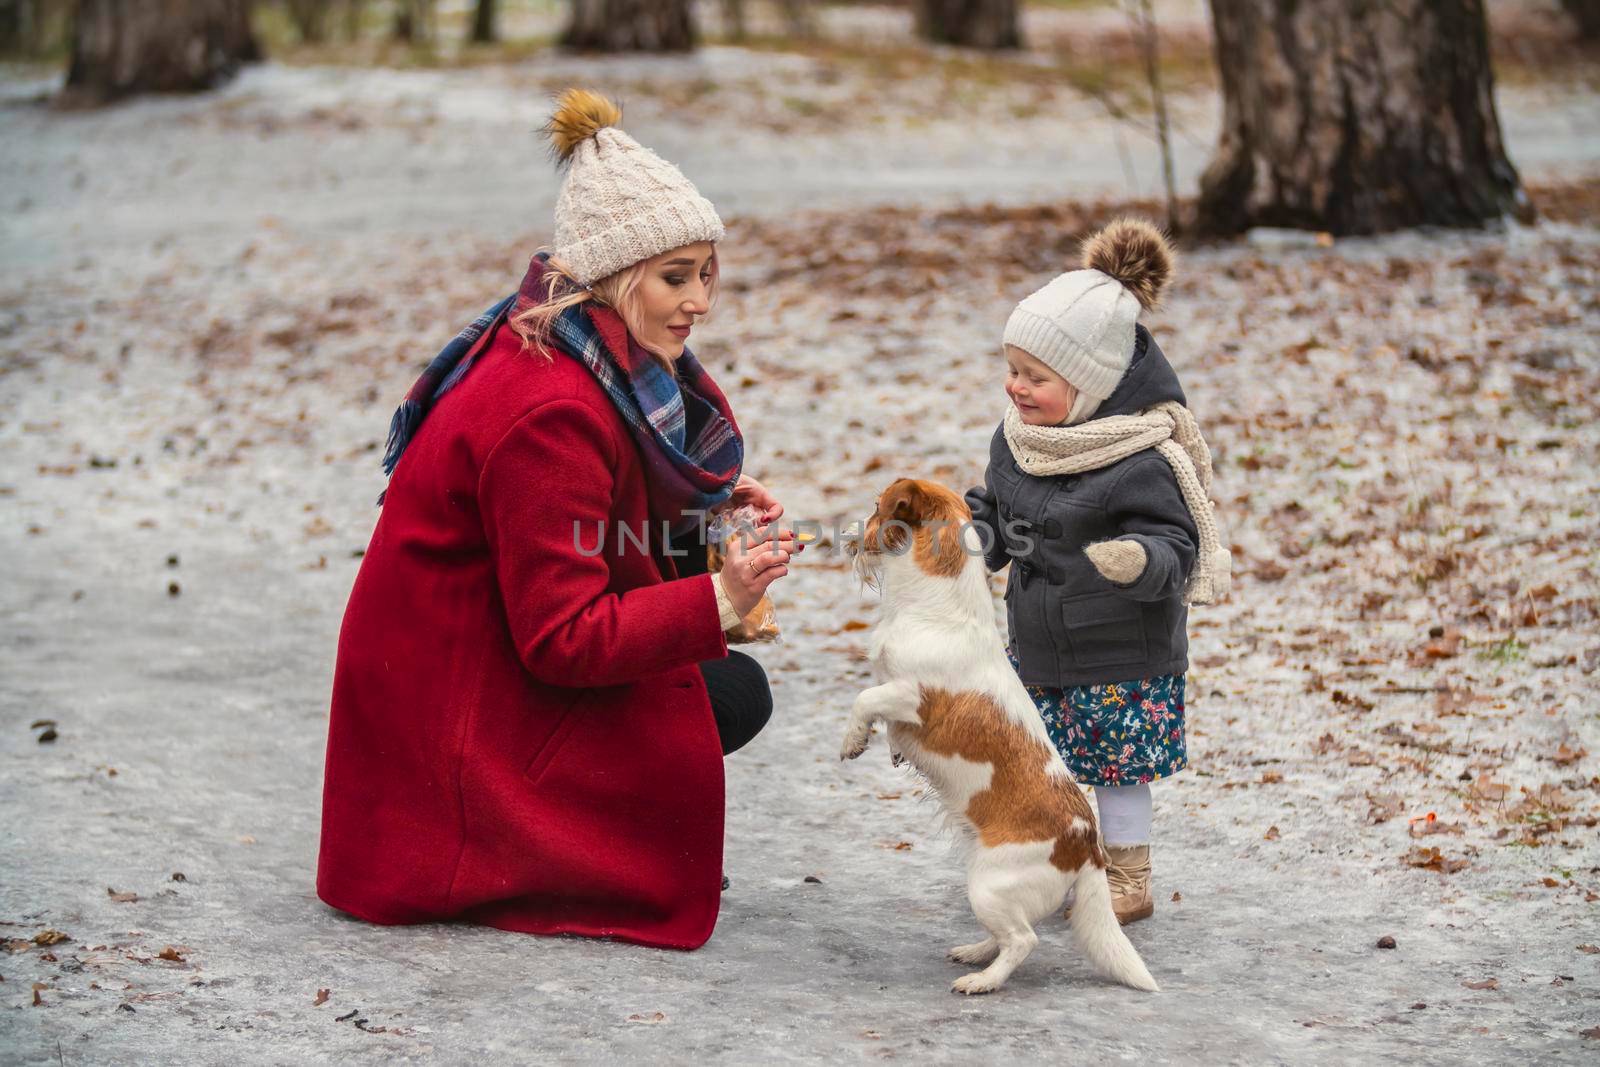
[1004,344,1077,426]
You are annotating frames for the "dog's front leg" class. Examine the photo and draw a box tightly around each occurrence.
[840,679,921,761]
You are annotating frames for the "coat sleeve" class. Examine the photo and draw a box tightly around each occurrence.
[479,399,729,688]
[963,481,1011,573]
[1100,455,1199,602]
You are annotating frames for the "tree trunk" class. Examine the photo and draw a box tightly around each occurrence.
[471,0,496,43]
[393,0,434,43]
[286,0,328,43]
[1197,0,1523,236]
[562,0,695,52]
[720,0,745,41]
[0,0,42,55]
[913,0,1020,50]
[1559,0,1600,39]
[342,0,365,40]
[65,0,260,103]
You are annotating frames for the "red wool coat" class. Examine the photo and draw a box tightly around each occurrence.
[317,305,731,950]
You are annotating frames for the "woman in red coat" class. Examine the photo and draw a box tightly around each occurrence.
[316,90,798,950]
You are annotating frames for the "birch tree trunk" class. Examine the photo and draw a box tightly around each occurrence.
[65,0,260,103]
[913,0,1020,50]
[562,0,696,52]
[1197,0,1523,235]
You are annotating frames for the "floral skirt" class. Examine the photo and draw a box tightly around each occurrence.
[1005,644,1187,787]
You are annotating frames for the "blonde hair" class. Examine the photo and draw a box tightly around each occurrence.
[510,249,720,375]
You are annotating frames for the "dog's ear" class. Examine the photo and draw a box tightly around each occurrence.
[880,479,933,526]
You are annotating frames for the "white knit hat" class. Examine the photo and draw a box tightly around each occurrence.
[1003,218,1174,423]
[545,89,724,287]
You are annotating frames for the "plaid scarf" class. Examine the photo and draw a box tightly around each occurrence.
[380,254,743,532]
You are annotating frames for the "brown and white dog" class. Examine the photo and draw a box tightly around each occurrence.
[842,478,1158,995]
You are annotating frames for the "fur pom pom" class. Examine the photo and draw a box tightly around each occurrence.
[545,88,622,163]
[1081,217,1174,311]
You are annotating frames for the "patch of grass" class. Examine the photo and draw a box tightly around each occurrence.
[1476,636,1529,664]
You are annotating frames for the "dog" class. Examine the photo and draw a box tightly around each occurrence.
[841,477,1158,995]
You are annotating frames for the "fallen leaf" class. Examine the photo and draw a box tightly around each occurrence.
[1582,1026,1600,1040]
[1576,944,1599,954]
[32,981,46,1006]
[627,1011,668,1024]
[1462,978,1498,991]
[107,888,138,904]
[1469,775,1510,803]
[156,946,184,962]
[33,930,69,946]
[838,619,871,633]
[1376,935,1397,949]
[1550,743,1587,766]
[1366,793,1405,825]
[1259,771,1284,784]
[1401,846,1469,874]
[1264,825,1281,841]
[1171,891,1182,902]
[313,988,330,1006]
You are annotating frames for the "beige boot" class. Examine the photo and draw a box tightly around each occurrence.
[1105,844,1154,925]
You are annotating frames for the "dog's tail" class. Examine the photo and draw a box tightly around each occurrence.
[1069,866,1159,992]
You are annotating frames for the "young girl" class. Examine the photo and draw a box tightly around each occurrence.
[965,218,1230,924]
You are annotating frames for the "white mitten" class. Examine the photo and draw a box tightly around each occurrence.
[1085,539,1148,585]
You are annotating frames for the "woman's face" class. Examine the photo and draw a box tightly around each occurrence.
[631,242,716,359]
[1004,344,1077,426]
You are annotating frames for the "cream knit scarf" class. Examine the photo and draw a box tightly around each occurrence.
[1002,401,1232,605]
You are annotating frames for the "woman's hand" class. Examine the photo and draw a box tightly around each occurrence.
[719,522,801,618]
[721,474,784,524]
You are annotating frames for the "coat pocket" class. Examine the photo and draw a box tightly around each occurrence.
[523,692,586,789]
[1061,594,1149,671]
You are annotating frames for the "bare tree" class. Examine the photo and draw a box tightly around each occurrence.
[286,0,329,43]
[1197,0,1523,235]
[913,0,1020,50]
[470,0,497,43]
[342,0,366,40]
[563,0,696,52]
[1559,0,1600,38]
[779,0,816,38]
[393,0,435,43]
[0,0,43,54]
[65,0,260,103]
[721,0,745,41]
[1130,0,1178,235]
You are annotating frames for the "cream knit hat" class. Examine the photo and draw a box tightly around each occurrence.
[545,89,724,287]
[1003,218,1175,423]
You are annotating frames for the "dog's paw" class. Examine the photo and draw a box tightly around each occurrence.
[947,940,999,966]
[952,972,1002,996]
[839,728,871,761]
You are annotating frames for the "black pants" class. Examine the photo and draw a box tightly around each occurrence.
[667,520,773,756]
[668,518,774,755]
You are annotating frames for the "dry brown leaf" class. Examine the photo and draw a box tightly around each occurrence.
[33,930,69,946]
[1264,825,1281,841]
[1402,846,1469,874]
[107,888,138,904]
[1462,978,1498,991]
[1550,743,1587,766]
[627,1011,668,1024]
[1469,775,1511,803]
[838,620,871,633]
[313,988,330,1006]
[157,946,184,962]
[1366,793,1405,825]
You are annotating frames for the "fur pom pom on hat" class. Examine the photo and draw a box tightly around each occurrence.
[544,88,724,287]
[1003,217,1176,423]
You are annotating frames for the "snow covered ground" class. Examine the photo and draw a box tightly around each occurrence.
[2,33,1597,1065]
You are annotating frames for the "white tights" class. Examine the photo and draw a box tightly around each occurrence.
[1094,783,1153,846]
